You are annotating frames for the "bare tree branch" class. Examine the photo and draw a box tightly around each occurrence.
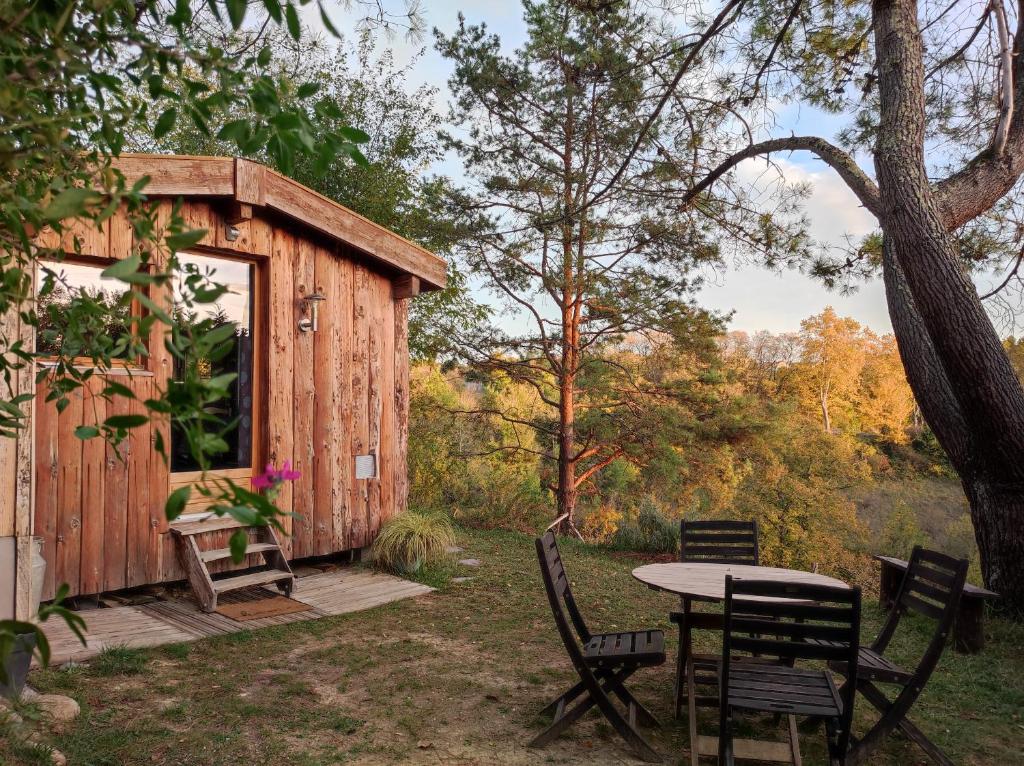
[992,0,1014,155]
[680,136,882,217]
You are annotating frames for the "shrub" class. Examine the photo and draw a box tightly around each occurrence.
[580,504,623,544]
[371,511,456,575]
[610,498,679,553]
[881,500,929,559]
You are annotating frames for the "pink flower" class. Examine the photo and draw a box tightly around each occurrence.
[251,473,274,490]
[251,461,301,492]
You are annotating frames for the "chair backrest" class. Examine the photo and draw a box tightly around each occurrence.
[721,576,861,753]
[874,546,968,658]
[680,519,759,565]
[536,531,591,650]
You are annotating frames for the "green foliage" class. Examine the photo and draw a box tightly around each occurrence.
[133,28,484,362]
[371,511,456,576]
[881,501,930,560]
[609,499,679,554]
[407,364,551,531]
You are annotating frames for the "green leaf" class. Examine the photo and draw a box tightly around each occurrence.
[165,228,207,251]
[206,372,238,391]
[229,529,248,563]
[264,0,282,23]
[104,414,149,429]
[217,119,250,142]
[338,126,371,144]
[74,425,100,440]
[100,254,142,280]
[225,0,247,29]
[347,146,370,168]
[257,46,273,67]
[285,3,301,39]
[135,292,173,325]
[202,322,239,347]
[153,107,178,138]
[296,82,319,99]
[319,4,341,37]
[101,380,136,399]
[225,504,263,526]
[165,485,191,521]
[43,188,102,222]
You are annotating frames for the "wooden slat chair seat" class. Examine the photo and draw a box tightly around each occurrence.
[726,663,845,718]
[672,520,760,722]
[718,577,862,766]
[584,630,665,667]
[822,645,912,686]
[827,546,967,766]
[530,531,665,763]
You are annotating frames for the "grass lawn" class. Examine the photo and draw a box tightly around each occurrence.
[3,527,1022,765]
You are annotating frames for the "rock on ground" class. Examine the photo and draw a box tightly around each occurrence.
[35,694,80,724]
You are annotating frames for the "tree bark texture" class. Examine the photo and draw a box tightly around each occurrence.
[874,0,1024,611]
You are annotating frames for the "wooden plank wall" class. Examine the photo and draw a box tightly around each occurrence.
[268,239,403,561]
[29,199,410,600]
[0,294,36,619]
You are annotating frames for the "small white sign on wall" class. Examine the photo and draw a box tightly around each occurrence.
[355,453,377,480]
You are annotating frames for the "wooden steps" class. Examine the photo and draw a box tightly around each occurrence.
[201,542,279,563]
[212,569,294,594]
[172,515,248,536]
[171,516,295,612]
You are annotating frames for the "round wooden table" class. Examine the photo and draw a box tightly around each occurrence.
[633,562,850,765]
[632,562,849,601]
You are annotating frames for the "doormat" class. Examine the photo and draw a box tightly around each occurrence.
[216,595,311,621]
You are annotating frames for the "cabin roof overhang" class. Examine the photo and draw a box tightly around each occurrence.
[112,154,447,292]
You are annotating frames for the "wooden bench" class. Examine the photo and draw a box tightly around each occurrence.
[875,555,998,654]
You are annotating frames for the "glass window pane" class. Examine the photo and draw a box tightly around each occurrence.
[35,260,133,357]
[171,253,254,473]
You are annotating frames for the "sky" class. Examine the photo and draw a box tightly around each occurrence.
[312,1,891,334]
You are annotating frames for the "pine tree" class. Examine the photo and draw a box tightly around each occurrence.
[437,1,722,531]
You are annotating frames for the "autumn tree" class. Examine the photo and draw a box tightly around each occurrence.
[859,334,916,442]
[436,0,723,531]
[720,330,801,399]
[797,307,866,433]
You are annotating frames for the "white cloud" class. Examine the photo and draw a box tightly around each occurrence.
[697,155,891,334]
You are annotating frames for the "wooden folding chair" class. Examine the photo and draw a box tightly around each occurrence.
[671,520,760,720]
[530,531,665,762]
[719,576,862,766]
[828,546,967,766]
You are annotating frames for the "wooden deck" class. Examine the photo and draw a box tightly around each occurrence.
[38,569,434,665]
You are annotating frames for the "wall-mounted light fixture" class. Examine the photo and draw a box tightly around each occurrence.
[224,224,241,242]
[298,292,327,332]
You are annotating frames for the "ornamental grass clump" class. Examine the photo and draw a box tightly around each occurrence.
[371,512,456,575]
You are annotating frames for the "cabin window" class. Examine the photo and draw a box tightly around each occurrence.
[170,253,255,474]
[35,259,137,362]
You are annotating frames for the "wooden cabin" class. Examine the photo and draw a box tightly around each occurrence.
[0,154,445,617]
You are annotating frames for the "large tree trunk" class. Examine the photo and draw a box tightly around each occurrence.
[874,0,1024,612]
[964,478,1024,603]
